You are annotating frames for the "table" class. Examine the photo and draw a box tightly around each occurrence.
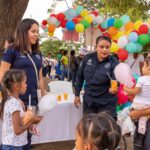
[32,95,83,144]
[0,94,83,145]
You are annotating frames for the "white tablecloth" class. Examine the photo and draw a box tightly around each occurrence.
[32,96,83,144]
[0,95,83,145]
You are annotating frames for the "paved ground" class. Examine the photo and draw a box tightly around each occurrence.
[32,141,75,150]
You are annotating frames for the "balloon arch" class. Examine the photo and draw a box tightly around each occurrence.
[41,6,150,61]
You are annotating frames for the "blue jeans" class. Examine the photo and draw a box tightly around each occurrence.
[60,65,68,80]
[2,145,23,150]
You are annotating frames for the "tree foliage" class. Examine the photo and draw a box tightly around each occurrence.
[75,0,150,21]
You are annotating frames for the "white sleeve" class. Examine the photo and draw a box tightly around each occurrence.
[9,98,20,114]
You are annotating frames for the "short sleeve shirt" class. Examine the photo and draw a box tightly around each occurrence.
[2,49,42,104]
[134,76,150,105]
[2,97,27,146]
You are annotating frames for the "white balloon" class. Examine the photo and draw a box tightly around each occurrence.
[38,94,57,115]
[118,36,128,48]
[89,14,96,22]
[114,63,134,87]
[95,15,104,24]
[47,17,57,25]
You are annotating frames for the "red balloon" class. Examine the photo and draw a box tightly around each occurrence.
[57,13,66,21]
[72,18,79,24]
[132,30,139,35]
[50,14,57,18]
[60,20,67,28]
[138,24,149,34]
[42,20,47,26]
[92,11,99,16]
[99,25,106,32]
[118,48,128,61]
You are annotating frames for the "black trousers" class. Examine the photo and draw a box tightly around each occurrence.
[83,100,117,119]
[134,120,150,150]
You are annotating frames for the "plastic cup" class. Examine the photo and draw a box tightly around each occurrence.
[111,80,118,91]
[63,93,68,100]
[57,95,62,101]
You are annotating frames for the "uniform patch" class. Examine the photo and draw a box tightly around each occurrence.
[35,54,41,60]
[104,63,111,68]
[87,59,92,66]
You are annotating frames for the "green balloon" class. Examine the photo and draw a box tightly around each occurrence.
[80,20,90,29]
[116,105,121,112]
[138,34,150,45]
[114,19,123,29]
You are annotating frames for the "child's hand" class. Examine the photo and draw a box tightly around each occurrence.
[123,86,130,94]
[32,115,43,124]
[29,125,40,136]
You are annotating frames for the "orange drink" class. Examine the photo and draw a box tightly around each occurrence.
[63,93,68,100]
[57,95,62,101]
[111,80,118,91]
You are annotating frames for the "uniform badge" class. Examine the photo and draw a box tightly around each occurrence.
[104,63,111,68]
[35,54,41,60]
[87,59,92,66]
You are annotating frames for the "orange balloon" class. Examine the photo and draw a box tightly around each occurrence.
[77,17,82,22]
[125,22,134,31]
[108,27,118,36]
[48,24,55,33]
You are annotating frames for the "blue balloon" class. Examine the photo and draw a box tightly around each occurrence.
[67,8,77,19]
[107,18,115,27]
[135,43,143,52]
[101,20,108,29]
[121,101,132,110]
[120,15,130,25]
[126,42,137,53]
[128,32,138,42]
[66,21,75,31]
[76,6,84,15]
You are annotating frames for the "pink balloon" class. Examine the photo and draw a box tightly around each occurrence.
[114,63,134,87]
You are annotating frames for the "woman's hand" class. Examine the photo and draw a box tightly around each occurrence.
[74,96,81,108]
[129,110,141,120]
[109,87,118,94]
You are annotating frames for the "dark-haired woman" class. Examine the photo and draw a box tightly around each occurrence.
[74,36,119,119]
[0,18,45,150]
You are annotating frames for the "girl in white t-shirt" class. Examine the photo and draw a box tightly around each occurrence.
[0,69,35,150]
[124,57,150,134]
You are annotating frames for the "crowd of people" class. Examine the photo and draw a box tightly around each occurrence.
[0,17,150,150]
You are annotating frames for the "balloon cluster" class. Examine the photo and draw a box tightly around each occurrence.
[41,6,150,61]
[107,16,150,61]
[41,6,105,35]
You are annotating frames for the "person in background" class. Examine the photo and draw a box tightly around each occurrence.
[0,35,14,64]
[0,18,45,150]
[69,50,77,86]
[75,112,121,150]
[0,69,37,150]
[46,52,52,77]
[42,56,48,77]
[76,48,87,72]
[74,36,119,119]
[60,50,68,80]
[125,52,144,76]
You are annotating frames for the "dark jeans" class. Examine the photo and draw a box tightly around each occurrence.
[2,145,23,150]
[83,100,117,119]
[134,120,150,150]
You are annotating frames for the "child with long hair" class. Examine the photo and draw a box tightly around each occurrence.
[0,69,34,150]
[75,112,121,150]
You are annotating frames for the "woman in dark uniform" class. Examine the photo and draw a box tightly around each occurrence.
[74,35,119,118]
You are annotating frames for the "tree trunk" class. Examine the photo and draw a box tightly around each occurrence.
[0,0,29,50]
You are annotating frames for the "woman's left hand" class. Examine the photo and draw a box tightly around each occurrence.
[109,87,118,94]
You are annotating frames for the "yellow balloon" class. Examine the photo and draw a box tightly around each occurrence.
[75,23,84,33]
[116,31,124,38]
[110,42,119,53]
[80,9,89,17]
[48,32,54,36]
[134,20,143,30]
[84,15,93,23]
